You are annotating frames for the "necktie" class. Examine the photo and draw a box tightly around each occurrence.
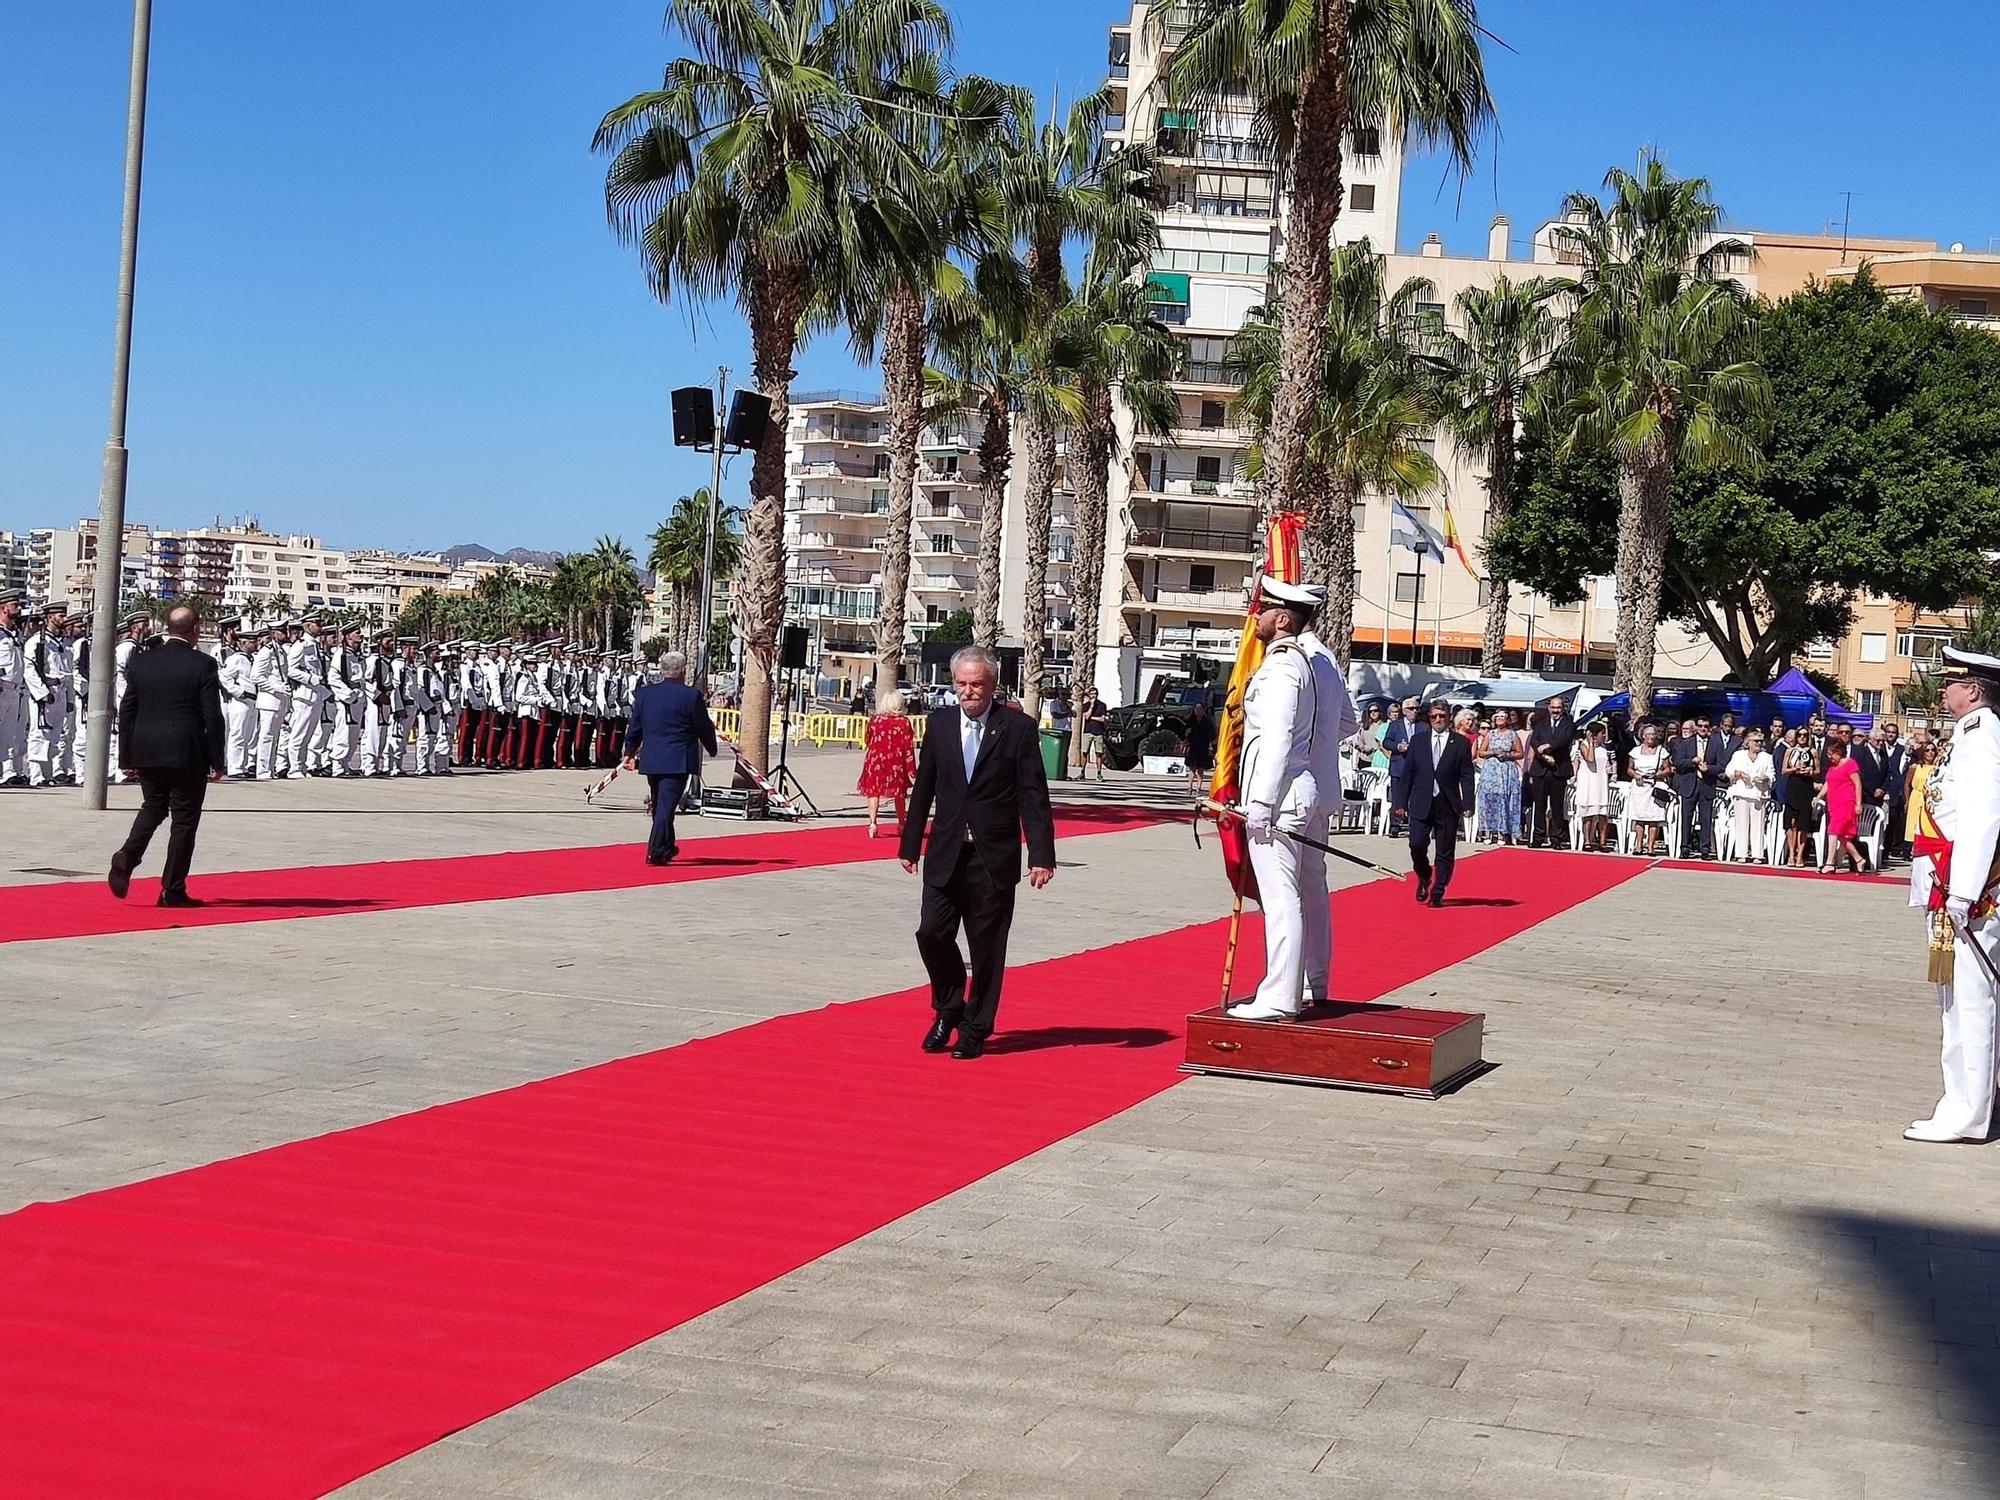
[963,713,982,782]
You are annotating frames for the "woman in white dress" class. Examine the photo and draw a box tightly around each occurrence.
[1626,722,1671,855]
[1572,722,1615,851]
[1724,728,1776,863]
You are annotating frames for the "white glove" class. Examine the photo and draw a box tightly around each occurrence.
[1946,895,1974,928]
[1245,805,1276,844]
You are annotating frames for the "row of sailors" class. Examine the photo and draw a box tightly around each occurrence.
[0,591,642,786]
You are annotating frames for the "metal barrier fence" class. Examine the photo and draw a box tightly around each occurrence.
[713,709,928,749]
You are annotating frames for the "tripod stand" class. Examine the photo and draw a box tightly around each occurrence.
[767,664,818,817]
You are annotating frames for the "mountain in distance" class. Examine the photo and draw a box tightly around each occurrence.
[441,543,563,567]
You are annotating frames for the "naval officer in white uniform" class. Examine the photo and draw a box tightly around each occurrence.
[1907,646,2000,1144]
[1229,576,1359,1021]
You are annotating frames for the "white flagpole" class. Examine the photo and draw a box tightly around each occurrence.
[1434,548,1445,665]
[1381,498,1393,664]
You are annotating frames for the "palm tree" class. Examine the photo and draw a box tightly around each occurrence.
[1230,239,1445,661]
[1059,255,1178,771]
[597,0,950,768]
[1169,0,1491,523]
[649,490,743,663]
[823,66,1017,702]
[1553,159,1771,718]
[400,588,445,641]
[992,82,1159,715]
[1431,273,1571,674]
[927,311,1079,650]
[586,536,640,650]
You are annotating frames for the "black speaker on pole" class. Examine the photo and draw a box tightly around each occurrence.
[780,625,809,669]
[671,386,715,448]
[724,391,772,450]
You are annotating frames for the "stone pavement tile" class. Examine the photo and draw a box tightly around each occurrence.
[781,1448,970,1496]
[1024,1405,1195,1458]
[492,1455,691,1500]
[1166,1418,1337,1472]
[1705,1453,1866,1500]
[628,1430,824,1483]
[488,1414,669,1466]
[344,1438,550,1493]
[1559,1435,1715,1486]
[1414,1415,1569,1467]
[513,1375,671,1423]
[1462,1458,1630,1499]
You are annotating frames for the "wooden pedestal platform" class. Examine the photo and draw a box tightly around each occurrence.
[1183,1002,1486,1098]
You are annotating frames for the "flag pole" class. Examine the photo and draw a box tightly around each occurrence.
[1434,555,1444,665]
[1409,551,1422,668]
[1381,498,1392,664]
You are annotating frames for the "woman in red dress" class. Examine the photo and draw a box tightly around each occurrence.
[856,690,917,838]
[1820,738,1869,873]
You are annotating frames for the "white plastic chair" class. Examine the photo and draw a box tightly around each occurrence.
[1858,804,1885,871]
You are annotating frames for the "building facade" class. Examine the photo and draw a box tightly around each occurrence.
[223,534,348,617]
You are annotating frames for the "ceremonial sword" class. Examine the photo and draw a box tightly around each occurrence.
[1928,872,2000,989]
[1195,797,1404,880]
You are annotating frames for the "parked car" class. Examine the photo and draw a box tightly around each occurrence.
[1103,678,1229,770]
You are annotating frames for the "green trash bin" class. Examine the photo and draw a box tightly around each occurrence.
[1039,728,1067,782]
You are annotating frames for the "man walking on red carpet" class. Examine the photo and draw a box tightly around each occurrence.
[108,605,226,909]
[900,645,1056,1060]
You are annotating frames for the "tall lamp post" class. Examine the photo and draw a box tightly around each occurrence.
[83,0,155,811]
[693,366,729,695]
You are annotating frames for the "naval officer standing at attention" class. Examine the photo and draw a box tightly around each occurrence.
[900,645,1056,1059]
[1228,577,1358,1021]
[1908,646,2000,1144]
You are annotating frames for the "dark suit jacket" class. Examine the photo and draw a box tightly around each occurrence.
[1382,715,1418,791]
[1404,728,1477,822]
[900,705,1056,888]
[622,680,718,776]
[117,639,225,774]
[1853,744,1890,800]
[1526,714,1577,781]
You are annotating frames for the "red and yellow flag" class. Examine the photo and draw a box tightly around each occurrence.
[1208,510,1304,902]
[1440,498,1476,575]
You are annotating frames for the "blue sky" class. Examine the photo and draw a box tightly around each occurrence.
[2,1,1994,555]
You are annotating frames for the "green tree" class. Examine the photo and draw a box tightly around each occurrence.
[649,489,743,666]
[1229,239,1445,661]
[1430,273,1571,674]
[597,0,948,769]
[1494,272,2000,688]
[927,607,973,644]
[399,588,445,640]
[1060,252,1178,768]
[587,536,641,650]
[1963,596,2000,657]
[992,82,1158,716]
[1169,0,1491,523]
[1549,158,1771,715]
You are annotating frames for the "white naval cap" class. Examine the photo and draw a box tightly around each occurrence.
[1943,645,2000,683]
[1257,575,1327,610]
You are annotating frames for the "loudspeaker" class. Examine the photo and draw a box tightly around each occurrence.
[780,625,809,669]
[724,391,772,450]
[671,386,714,448]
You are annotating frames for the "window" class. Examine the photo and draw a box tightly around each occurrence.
[1189,563,1216,591]
[1899,629,1949,662]
[1351,125,1381,157]
[1196,455,1222,483]
[1349,183,1376,213]
[1478,578,1495,607]
[1152,249,1269,278]
[1351,501,1366,533]
[1958,298,1989,317]
[1859,632,1888,664]
[1192,170,1274,217]
[1857,689,1884,714]
[1804,637,1835,658]
[1199,400,1225,428]
[1353,569,1363,602]
[1414,301,1445,331]
[1393,572,1425,604]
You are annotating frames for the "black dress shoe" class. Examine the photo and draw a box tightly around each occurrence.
[922,1015,957,1053]
[157,893,205,909]
[1414,881,1430,904]
[1427,892,1445,908]
[951,1034,985,1060]
[108,851,132,901]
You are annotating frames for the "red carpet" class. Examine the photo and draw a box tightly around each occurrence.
[1654,857,1903,886]
[0,849,1637,1498]
[0,804,1164,945]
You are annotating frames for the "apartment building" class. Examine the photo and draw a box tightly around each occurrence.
[781,391,1075,692]
[151,522,264,602]
[223,534,349,616]
[1824,243,2000,331]
[0,532,29,599]
[342,549,453,620]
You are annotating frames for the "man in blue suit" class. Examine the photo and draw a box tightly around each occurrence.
[1404,699,1478,908]
[621,652,718,866]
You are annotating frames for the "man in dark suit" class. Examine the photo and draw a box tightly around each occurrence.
[1669,714,1729,858]
[1877,720,1911,861]
[621,651,718,866]
[1404,699,1477,908]
[899,646,1056,1059]
[1525,694,1577,849]
[108,604,227,908]
[1381,696,1420,834]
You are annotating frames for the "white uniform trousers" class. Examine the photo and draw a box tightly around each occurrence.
[438,709,459,771]
[414,710,443,775]
[27,700,68,784]
[0,689,26,781]
[223,699,256,776]
[256,701,289,778]
[1244,809,1332,1014]
[330,703,362,774]
[1928,921,2000,1140]
[361,702,395,775]
[284,689,324,776]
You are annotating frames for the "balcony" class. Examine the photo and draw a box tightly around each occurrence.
[1156,625,1241,651]
[914,570,976,593]
[1172,422,1245,445]
[1126,526,1258,556]
[1180,359,1243,388]
[1133,473,1258,502]
[789,458,883,480]
[793,531,878,553]
[790,493,885,516]
[789,563,881,587]
[1137,587,1248,613]
[1149,302,1192,325]
[800,423,881,445]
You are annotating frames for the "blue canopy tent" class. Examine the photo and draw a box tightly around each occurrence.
[1578,685,1823,731]
[1765,668,1875,732]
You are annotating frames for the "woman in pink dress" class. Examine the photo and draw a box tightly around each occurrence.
[1820,739,1869,873]
[856,690,917,838]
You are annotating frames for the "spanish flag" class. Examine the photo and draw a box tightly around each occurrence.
[1440,497,1476,575]
[1208,510,1304,902]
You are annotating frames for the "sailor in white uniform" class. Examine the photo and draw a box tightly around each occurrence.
[412,641,448,775]
[283,616,328,779]
[1229,576,1359,1021]
[110,611,151,782]
[251,623,291,779]
[1907,646,2000,1143]
[24,600,74,785]
[218,623,260,777]
[0,588,27,786]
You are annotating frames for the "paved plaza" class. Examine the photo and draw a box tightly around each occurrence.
[4,751,1996,1499]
